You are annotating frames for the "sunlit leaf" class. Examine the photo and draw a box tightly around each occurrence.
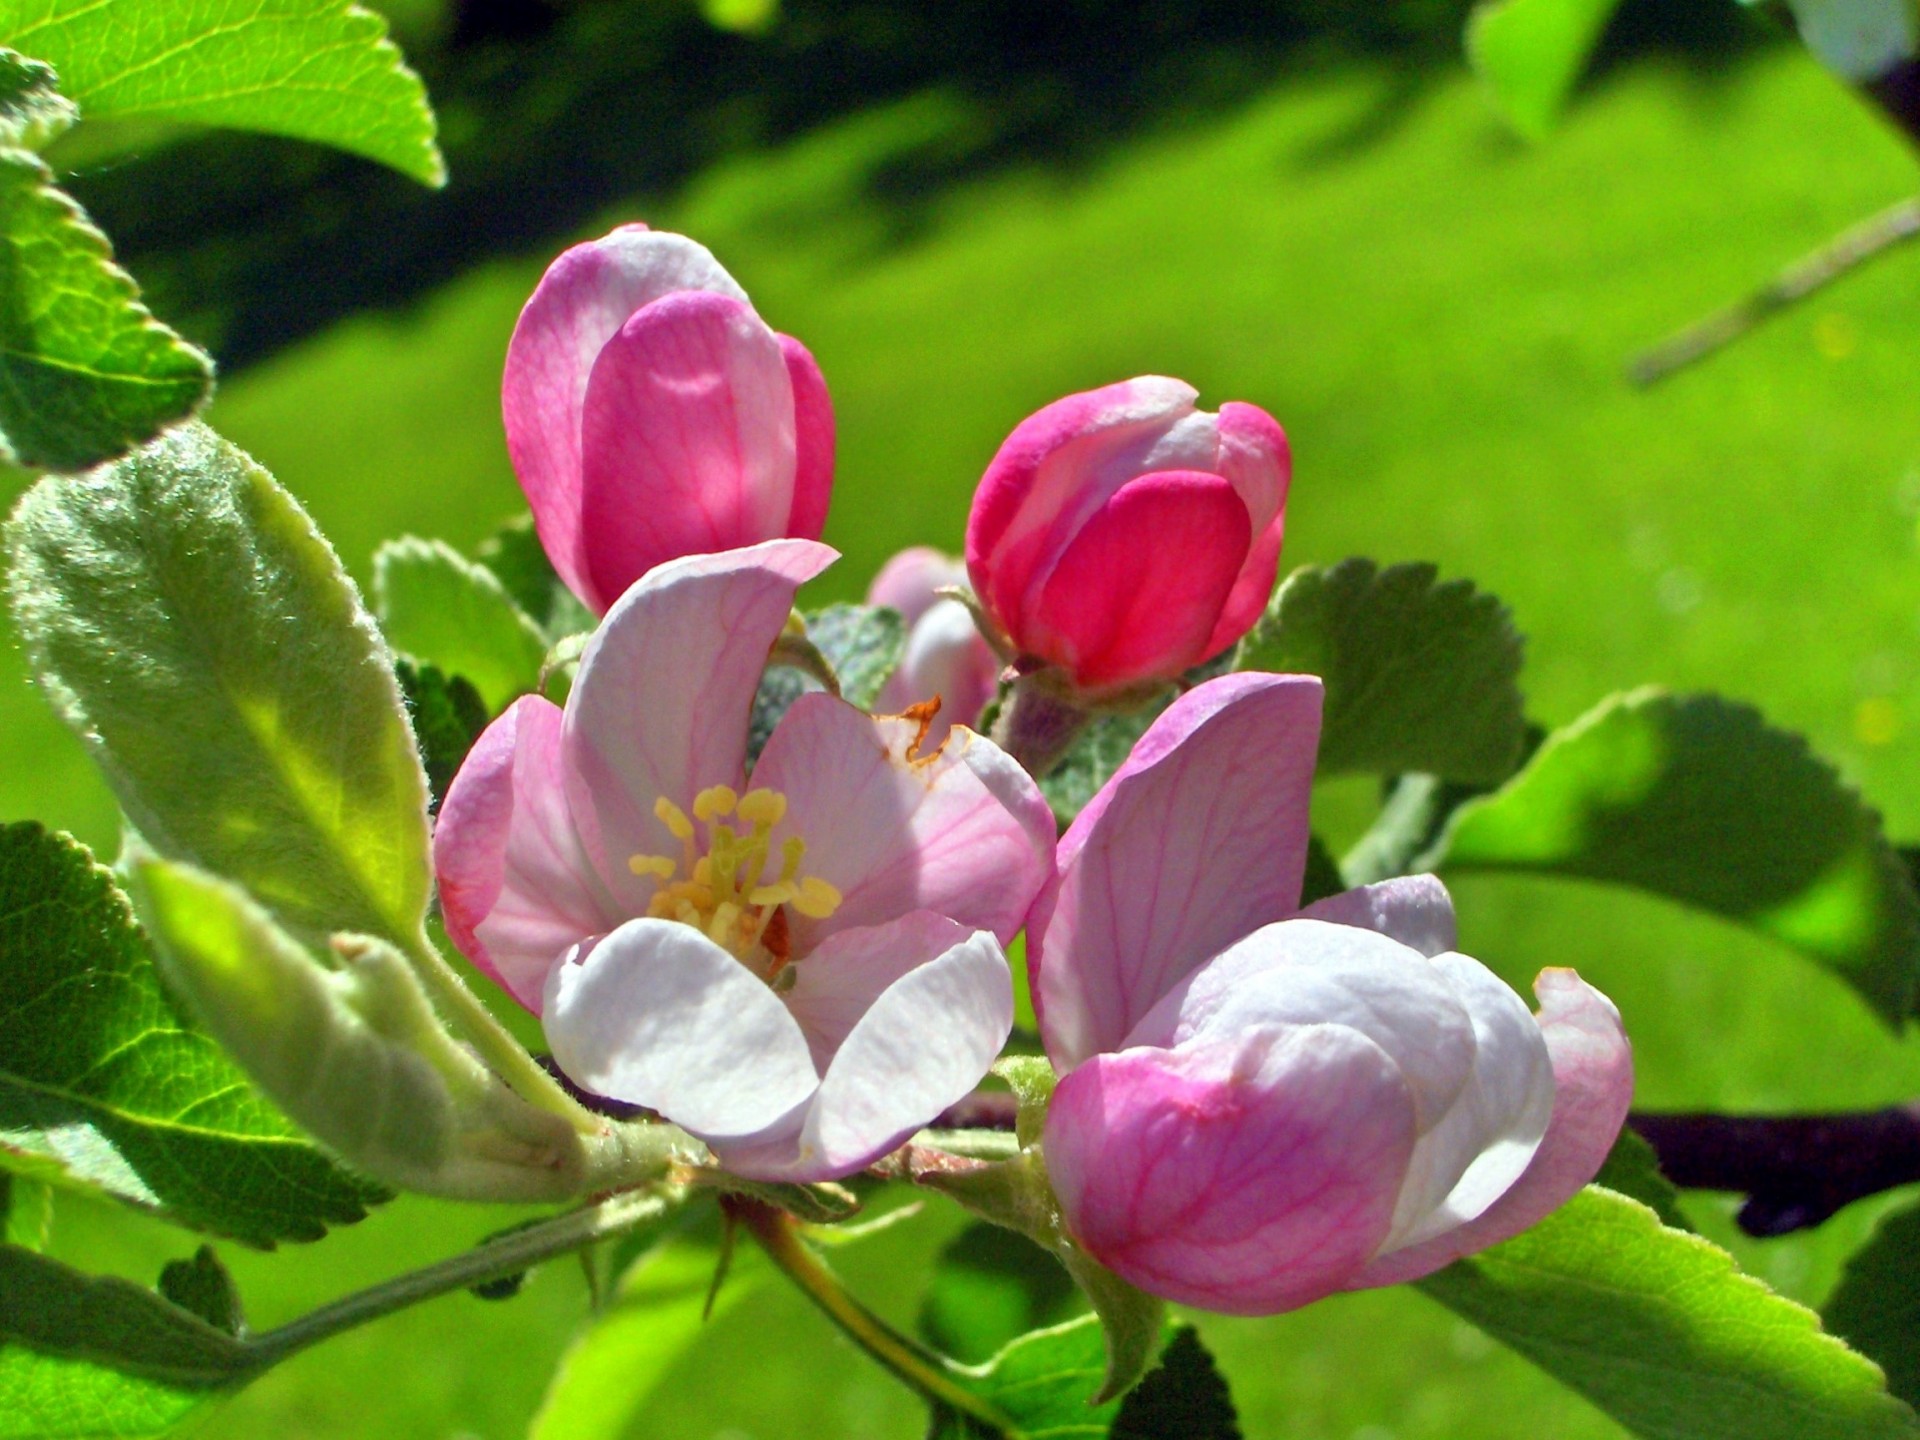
[8,423,434,950]
[929,1315,1126,1439]
[0,48,71,147]
[0,823,385,1244]
[0,0,445,184]
[1826,1199,1920,1409]
[1234,560,1526,785]
[0,1174,50,1251]
[374,537,548,713]
[1420,1186,1920,1440]
[1434,689,1920,1025]
[1595,1129,1692,1232]
[1466,0,1626,140]
[0,148,211,472]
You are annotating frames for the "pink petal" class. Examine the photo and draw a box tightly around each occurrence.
[781,911,978,1069]
[1029,672,1323,1070]
[780,333,834,540]
[867,546,968,626]
[966,377,1210,634]
[725,919,1012,1180]
[1200,402,1292,659]
[1298,875,1459,957]
[1344,969,1634,1289]
[563,539,836,916]
[873,598,1002,745]
[1046,1027,1417,1316]
[1024,470,1251,691]
[750,695,1054,951]
[578,291,800,608]
[433,696,621,1012]
[502,226,747,609]
[1127,919,1478,1136]
[541,918,820,1140]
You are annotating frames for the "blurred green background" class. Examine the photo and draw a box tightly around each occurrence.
[9,0,1920,1435]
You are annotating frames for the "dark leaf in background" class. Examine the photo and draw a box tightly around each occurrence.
[919,1222,1081,1365]
[1826,1200,1920,1410]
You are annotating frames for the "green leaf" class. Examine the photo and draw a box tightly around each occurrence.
[0,822,384,1244]
[0,1174,50,1251]
[1109,1327,1242,1440]
[156,1248,243,1337]
[131,855,590,1204]
[1419,1186,1920,1440]
[1235,560,1526,785]
[0,0,445,185]
[1466,0,1627,140]
[1434,689,1920,1025]
[1343,771,1497,885]
[530,1220,769,1440]
[7,423,434,950]
[1301,833,1347,905]
[0,48,71,147]
[0,1244,257,1440]
[393,659,488,806]
[373,537,548,713]
[1041,707,1155,828]
[919,1223,1080,1366]
[805,603,906,711]
[1594,1129,1692,1232]
[931,1314,1135,1438]
[476,516,570,633]
[1825,1199,1920,1409]
[0,147,211,472]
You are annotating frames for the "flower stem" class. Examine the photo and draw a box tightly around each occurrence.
[991,680,1092,779]
[732,1197,1013,1433]
[405,930,600,1134]
[246,1186,681,1370]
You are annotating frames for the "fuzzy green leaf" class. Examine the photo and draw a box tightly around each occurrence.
[1466,0,1627,140]
[374,537,548,713]
[0,823,384,1244]
[1594,1130,1692,1232]
[0,0,444,184]
[1235,560,1526,784]
[1826,1199,1920,1409]
[7,424,434,950]
[1419,1186,1920,1440]
[0,148,211,472]
[805,603,906,711]
[393,659,488,806]
[1434,689,1920,1025]
[931,1314,1144,1438]
[1041,707,1155,828]
[0,48,71,147]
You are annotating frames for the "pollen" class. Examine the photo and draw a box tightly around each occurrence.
[628,781,842,984]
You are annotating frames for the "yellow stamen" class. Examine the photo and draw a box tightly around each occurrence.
[749,881,800,907]
[707,901,743,946]
[694,785,739,822]
[737,788,788,828]
[793,876,843,920]
[628,854,677,879]
[655,796,694,842]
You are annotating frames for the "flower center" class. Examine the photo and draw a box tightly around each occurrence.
[628,784,842,983]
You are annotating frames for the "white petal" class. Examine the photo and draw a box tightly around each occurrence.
[542,917,819,1138]
[1126,918,1477,1134]
[1298,875,1458,958]
[1380,952,1555,1252]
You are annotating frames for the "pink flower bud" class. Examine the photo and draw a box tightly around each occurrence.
[867,546,1001,743]
[965,378,1289,694]
[502,225,834,614]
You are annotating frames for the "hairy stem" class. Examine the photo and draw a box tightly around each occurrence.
[1628,196,1920,387]
[247,1186,681,1369]
[1630,1106,1920,1236]
[732,1197,1012,1431]
[991,681,1091,779]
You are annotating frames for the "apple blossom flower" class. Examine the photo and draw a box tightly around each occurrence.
[433,540,1054,1182]
[502,225,834,614]
[1030,674,1632,1315]
[965,378,1290,695]
[867,546,1002,747]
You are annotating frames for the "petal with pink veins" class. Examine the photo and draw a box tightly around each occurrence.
[1201,401,1291,658]
[750,695,1053,950]
[780,334,834,541]
[563,540,835,915]
[502,227,747,608]
[1025,470,1250,690]
[1046,1026,1417,1316]
[1299,874,1459,958]
[1029,673,1323,1070]
[780,911,978,1070]
[1343,968,1633,1289]
[434,696,622,1012]
[578,292,800,607]
[723,921,1012,1180]
[542,917,821,1140]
